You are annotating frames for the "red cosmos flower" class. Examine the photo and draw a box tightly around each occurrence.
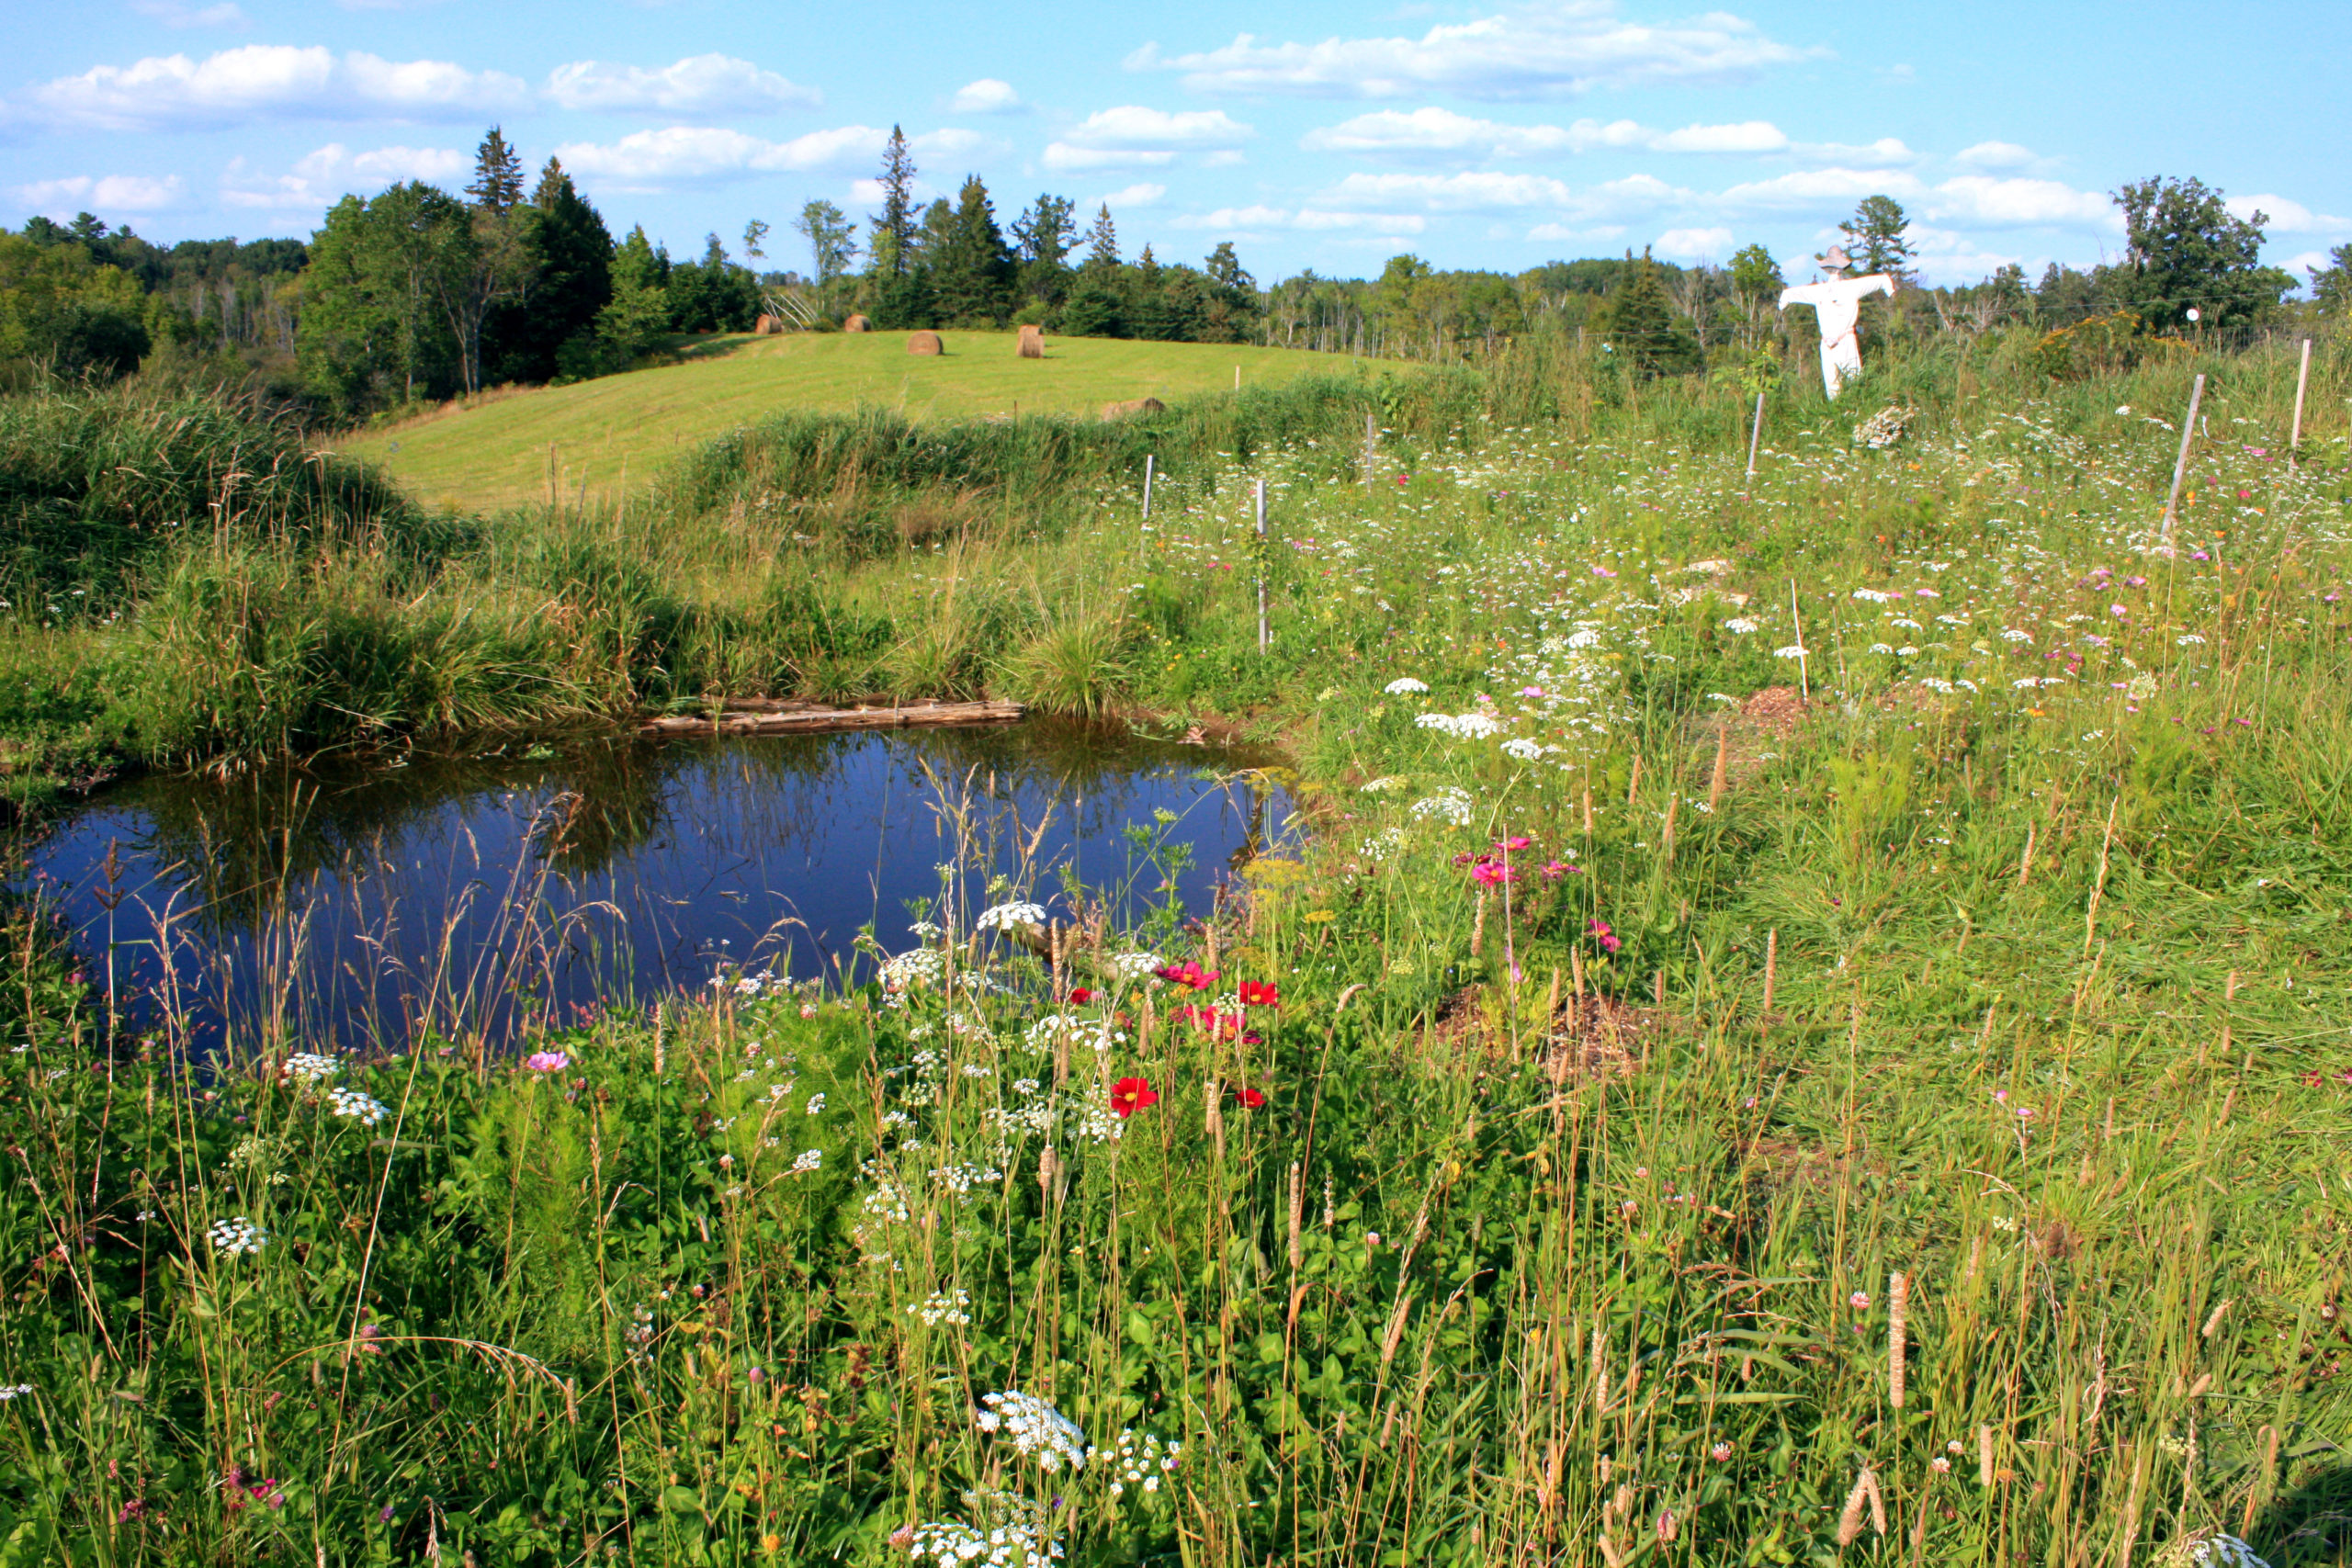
[1109,1077,1159,1118]
[1066,987,1096,1005]
[1156,962,1219,991]
[1238,980,1280,1007]
[1588,918,1623,954]
[1233,1087,1267,1109]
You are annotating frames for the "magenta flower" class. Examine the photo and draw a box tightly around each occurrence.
[1518,685,1544,697]
[526,1051,570,1073]
[1588,918,1623,953]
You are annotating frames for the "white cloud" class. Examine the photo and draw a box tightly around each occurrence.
[910,128,1001,161]
[1928,175,2115,230]
[1175,204,1425,235]
[1130,2,1809,99]
[1789,137,1917,167]
[1305,108,1810,161]
[1526,221,1625,243]
[2284,250,2338,282]
[544,55,819,116]
[1715,167,1927,211]
[1100,182,1166,207]
[948,78,1023,114]
[1653,120,1786,153]
[554,125,886,187]
[220,141,467,211]
[14,174,187,215]
[2228,195,2351,235]
[1654,225,1733,259]
[1901,223,2025,285]
[25,46,527,131]
[1043,106,1251,172]
[1954,141,2037,171]
[128,0,249,27]
[1321,168,1689,224]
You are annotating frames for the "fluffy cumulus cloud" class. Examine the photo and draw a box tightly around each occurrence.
[948,78,1023,114]
[1954,141,2039,171]
[1653,225,1734,259]
[543,55,820,116]
[14,174,187,215]
[1714,166,1927,211]
[220,142,468,212]
[1129,1,1810,99]
[552,125,885,188]
[23,46,527,131]
[1926,175,2117,230]
[2227,194,2351,236]
[1099,182,1167,208]
[1042,106,1251,172]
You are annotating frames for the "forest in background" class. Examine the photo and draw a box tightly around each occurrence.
[3,123,2346,424]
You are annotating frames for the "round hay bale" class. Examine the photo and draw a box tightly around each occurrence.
[1101,397,1166,421]
[753,314,782,335]
[908,331,944,356]
[1016,323,1046,359]
[842,314,871,333]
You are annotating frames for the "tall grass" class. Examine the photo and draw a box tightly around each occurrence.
[4,316,2352,1564]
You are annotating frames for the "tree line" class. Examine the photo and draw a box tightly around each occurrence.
[4,128,2344,421]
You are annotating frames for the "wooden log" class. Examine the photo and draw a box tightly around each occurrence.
[639,699,1025,738]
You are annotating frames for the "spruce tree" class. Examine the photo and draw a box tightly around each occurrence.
[1084,205,1118,269]
[870,127,918,276]
[466,127,525,214]
[931,176,1014,326]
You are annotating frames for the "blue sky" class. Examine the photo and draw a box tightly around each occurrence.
[4,0,2346,288]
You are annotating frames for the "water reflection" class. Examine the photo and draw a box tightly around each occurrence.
[21,721,1297,1054]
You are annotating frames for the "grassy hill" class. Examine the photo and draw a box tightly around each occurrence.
[339,329,1348,513]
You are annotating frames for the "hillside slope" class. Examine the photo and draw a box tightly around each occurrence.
[339,330,1349,513]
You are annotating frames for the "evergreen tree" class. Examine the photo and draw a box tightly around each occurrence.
[466,127,525,214]
[1603,248,1697,380]
[931,175,1014,326]
[1083,205,1119,270]
[485,156,613,383]
[1011,194,1076,307]
[869,127,918,276]
[1838,196,1916,280]
[2312,243,2352,318]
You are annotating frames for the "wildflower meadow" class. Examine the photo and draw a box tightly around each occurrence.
[5,327,2352,1568]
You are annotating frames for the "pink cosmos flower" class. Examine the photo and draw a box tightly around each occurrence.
[526,1052,570,1073]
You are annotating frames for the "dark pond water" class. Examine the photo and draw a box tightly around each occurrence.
[19,721,1297,1053]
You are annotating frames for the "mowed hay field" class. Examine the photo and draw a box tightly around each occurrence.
[339,330,1343,513]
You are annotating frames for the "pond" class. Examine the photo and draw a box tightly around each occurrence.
[18,721,1299,1054]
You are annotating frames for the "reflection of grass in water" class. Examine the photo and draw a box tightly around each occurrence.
[31,721,1292,1052]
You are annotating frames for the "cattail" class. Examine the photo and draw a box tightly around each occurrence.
[1966,1231,1984,1283]
[1978,1426,1995,1487]
[1040,1145,1060,1202]
[1571,947,1587,1029]
[1592,1325,1610,1413]
[2202,1298,2232,1338]
[1471,892,1487,957]
[1863,1469,1886,1537]
[1204,924,1218,976]
[1887,1272,1909,1408]
[652,1001,666,1077]
[1583,782,1595,834]
[1596,1536,1623,1568]
[1286,1162,1305,1270]
[1709,727,1730,809]
[1761,929,1778,1017]
[2017,823,2035,885]
[1626,754,1643,807]
[2188,1371,2214,1398]
[1205,1079,1225,1161]
[1837,1473,1873,1546]
[564,1376,579,1425]
[1661,793,1679,857]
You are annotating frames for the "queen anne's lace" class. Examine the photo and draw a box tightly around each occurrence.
[975,1392,1089,1472]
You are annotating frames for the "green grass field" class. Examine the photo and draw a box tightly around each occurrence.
[338,330,1346,513]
